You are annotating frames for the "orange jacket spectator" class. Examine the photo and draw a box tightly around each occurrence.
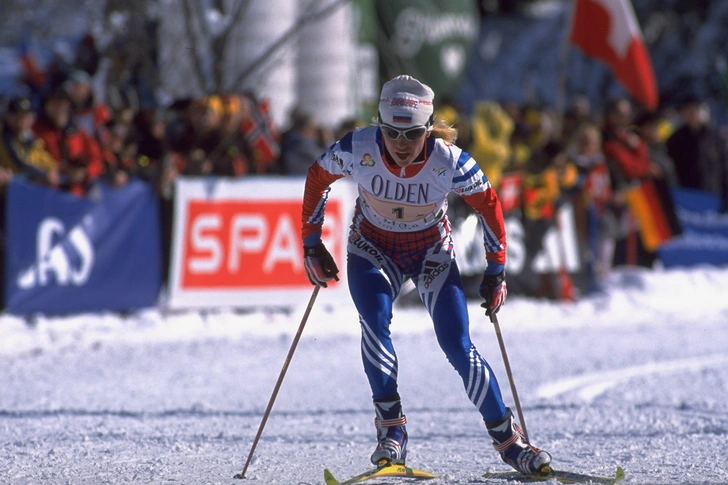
[522,141,578,220]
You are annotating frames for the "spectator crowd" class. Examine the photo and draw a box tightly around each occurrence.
[441,93,728,298]
[2,31,728,306]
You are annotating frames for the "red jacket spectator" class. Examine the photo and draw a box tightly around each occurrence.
[602,128,652,181]
[33,90,103,196]
[602,98,661,187]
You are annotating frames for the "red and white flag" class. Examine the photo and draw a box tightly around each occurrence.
[569,0,658,111]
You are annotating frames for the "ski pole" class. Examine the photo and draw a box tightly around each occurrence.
[489,312,529,442]
[234,285,321,479]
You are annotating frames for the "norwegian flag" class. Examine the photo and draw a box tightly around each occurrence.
[240,96,281,174]
[569,0,658,111]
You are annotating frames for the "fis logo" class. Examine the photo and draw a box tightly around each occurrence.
[16,217,95,289]
[360,153,375,167]
[433,166,447,177]
[422,260,450,289]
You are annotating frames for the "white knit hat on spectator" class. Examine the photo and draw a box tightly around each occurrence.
[378,75,434,129]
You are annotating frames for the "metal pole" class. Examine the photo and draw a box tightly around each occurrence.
[489,312,529,442]
[234,285,321,479]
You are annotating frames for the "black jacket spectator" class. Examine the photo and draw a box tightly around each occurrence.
[666,98,728,212]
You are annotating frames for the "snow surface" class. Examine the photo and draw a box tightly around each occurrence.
[1,266,728,484]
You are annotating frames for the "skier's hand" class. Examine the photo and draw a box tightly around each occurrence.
[479,270,507,316]
[303,241,340,287]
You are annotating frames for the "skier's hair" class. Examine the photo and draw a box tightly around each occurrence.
[430,117,458,143]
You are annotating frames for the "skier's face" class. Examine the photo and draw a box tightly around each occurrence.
[380,124,429,168]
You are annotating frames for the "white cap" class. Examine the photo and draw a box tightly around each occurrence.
[378,75,434,128]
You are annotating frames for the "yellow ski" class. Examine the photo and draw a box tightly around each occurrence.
[483,465,625,484]
[324,463,437,485]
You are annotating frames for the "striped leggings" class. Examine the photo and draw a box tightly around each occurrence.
[347,230,507,423]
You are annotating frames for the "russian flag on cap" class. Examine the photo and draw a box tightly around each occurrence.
[392,113,412,124]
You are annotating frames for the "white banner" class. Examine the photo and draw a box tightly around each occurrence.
[452,203,581,277]
[167,176,357,309]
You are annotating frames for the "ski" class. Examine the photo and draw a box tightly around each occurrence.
[483,465,625,484]
[324,463,438,485]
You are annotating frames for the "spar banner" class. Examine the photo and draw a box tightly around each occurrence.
[452,203,581,297]
[5,180,162,315]
[167,177,358,309]
[657,188,728,267]
[375,0,479,97]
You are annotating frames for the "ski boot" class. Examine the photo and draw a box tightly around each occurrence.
[486,408,551,475]
[370,394,408,466]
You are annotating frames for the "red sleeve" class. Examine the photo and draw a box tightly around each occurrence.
[461,186,507,264]
[301,162,344,239]
[602,138,652,181]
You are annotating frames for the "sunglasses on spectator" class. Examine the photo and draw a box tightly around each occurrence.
[380,124,429,141]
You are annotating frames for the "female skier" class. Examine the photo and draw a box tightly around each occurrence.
[300,75,551,475]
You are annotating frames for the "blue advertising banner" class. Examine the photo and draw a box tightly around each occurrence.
[658,188,728,267]
[5,180,162,315]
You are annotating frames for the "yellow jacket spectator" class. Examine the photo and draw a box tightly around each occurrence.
[469,101,513,189]
[0,97,58,187]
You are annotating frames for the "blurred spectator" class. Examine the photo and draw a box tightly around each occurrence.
[666,96,728,212]
[469,100,513,189]
[602,98,664,188]
[506,113,532,173]
[165,98,212,175]
[33,89,104,196]
[107,86,139,128]
[73,33,101,78]
[206,94,251,176]
[193,95,228,175]
[0,97,59,187]
[569,123,616,292]
[522,141,577,221]
[132,107,168,184]
[522,104,558,151]
[199,95,224,152]
[64,69,111,143]
[522,140,578,299]
[99,119,136,188]
[561,94,593,144]
[602,98,665,267]
[163,94,252,184]
[635,110,677,186]
[502,101,523,130]
[279,109,324,175]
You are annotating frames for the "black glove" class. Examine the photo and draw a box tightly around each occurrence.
[303,241,340,287]
[479,270,507,316]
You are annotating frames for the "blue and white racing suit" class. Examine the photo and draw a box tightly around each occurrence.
[302,126,508,422]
